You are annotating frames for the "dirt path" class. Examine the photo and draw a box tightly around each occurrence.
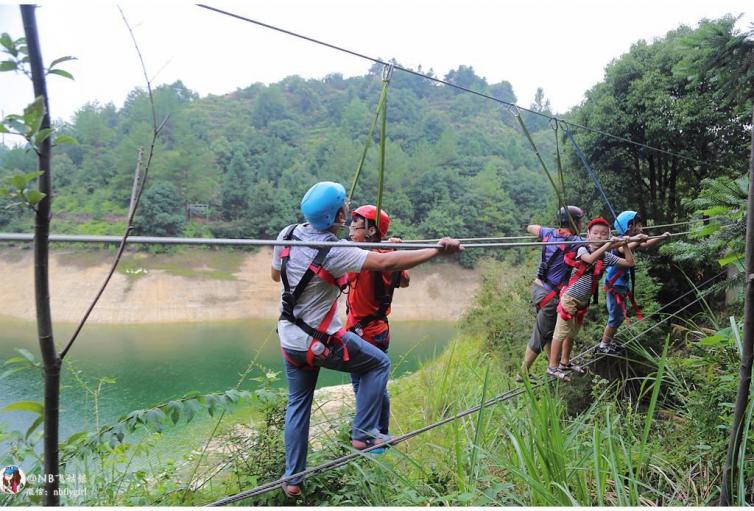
[0,248,479,324]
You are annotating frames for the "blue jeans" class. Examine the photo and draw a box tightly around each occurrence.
[351,329,391,435]
[606,285,629,328]
[281,331,391,485]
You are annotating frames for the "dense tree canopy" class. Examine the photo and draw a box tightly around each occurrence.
[0,68,553,260]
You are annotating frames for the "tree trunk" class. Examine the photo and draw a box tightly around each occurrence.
[21,5,60,505]
[648,156,658,220]
[669,157,678,220]
[720,106,754,505]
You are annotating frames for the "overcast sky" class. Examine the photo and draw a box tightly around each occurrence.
[1,0,752,126]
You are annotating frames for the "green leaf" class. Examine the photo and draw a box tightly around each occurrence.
[167,400,182,425]
[63,431,88,446]
[3,356,29,365]
[0,367,29,379]
[23,96,46,134]
[0,60,17,72]
[10,174,26,190]
[700,335,730,347]
[184,399,198,423]
[23,171,44,182]
[48,55,76,68]
[0,123,9,133]
[2,400,44,414]
[47,68,74,80]
[719,253,744,267]
[697,224,720,237]
[33,127,54,146]
[53,134,78,145]
[0,33,13,52]
[25,416,45,440]
[24,190,46,206]
[702,205,729,216]
[17,348,36,362]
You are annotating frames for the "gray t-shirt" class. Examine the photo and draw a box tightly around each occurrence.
[565,246,622,303]
[272,224,369,351]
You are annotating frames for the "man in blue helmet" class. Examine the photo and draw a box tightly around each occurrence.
[271,181,462,498]
[597,210,670,355]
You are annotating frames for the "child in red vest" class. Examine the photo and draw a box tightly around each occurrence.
[547,217,636,382]
[347,205,409,436]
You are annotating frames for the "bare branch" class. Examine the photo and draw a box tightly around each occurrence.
[61,7,167,360]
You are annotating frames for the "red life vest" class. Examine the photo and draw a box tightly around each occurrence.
[278,224,350,370]
[604,268,644,322]
[346,260,403,343]
[556,250,605,325]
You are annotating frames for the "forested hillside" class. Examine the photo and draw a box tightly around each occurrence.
[0,62,556,254]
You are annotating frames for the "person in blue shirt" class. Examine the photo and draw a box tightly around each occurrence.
[518,206,584,379]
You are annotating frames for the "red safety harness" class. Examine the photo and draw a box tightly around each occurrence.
[279,224,350,370]
[557,250,605,325]
[604,268,643,322]
[536,230,579,310]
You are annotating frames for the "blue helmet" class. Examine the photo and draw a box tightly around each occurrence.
[3,466,17,476]
[300,182,347,230]
[614,210,641,235]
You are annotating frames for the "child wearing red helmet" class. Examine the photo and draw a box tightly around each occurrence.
[547,217,635,381]
[347,205,409,437]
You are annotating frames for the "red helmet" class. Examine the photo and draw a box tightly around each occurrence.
[352,205,390,239]
[587,217,610,231]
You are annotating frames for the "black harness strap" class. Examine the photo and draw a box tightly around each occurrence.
[349,271,401,334]
[279,225,339,343]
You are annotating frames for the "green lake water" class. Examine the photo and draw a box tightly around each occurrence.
[0,316,456,448]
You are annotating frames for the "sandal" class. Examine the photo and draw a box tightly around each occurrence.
[546,366,571,382]
[281,482,302,498]
[559,363,587,374]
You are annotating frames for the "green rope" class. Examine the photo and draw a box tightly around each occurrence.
[553,120,579,234]
[375,67,392,236]
[348,76,391,202]
[515,112,571,225]
[554,121,566,201]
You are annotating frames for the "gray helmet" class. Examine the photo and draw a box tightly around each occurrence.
[557,205,584,228]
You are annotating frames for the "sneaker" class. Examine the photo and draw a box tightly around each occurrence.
[596,342,625,355]
[351,433,392,454]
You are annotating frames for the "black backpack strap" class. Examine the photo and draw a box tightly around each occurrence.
[350,271,401,333]
[279,224,334,322]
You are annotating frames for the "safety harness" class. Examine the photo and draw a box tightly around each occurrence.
[348,270,402,337]
[279,224,350,370]
[535,230,579,310]
[604,267,643,322]
[557,250,605,325]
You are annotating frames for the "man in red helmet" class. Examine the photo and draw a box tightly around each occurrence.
[346,205,410,437]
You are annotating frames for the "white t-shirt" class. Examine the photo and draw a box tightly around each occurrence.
[272,224,369,351]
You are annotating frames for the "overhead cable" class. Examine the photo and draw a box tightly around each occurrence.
[196,4,710,167]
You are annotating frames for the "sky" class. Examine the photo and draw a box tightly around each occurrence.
[0,0,752,126]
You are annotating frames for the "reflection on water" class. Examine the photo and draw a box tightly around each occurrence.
[0,316,456,439]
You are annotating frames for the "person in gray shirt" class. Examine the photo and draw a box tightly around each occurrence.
[272,181,462,498]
